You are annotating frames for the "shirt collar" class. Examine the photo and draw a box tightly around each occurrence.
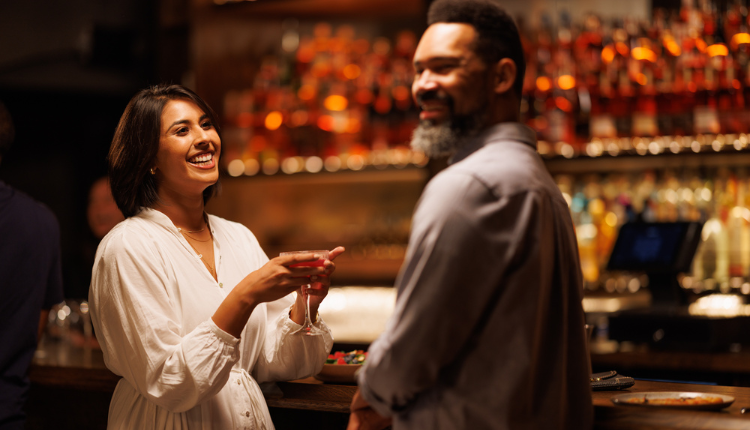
[450,122,538,164]
[138,206,217,235]
[136,207,180,233]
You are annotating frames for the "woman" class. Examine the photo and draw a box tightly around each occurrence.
[89,84,342,429]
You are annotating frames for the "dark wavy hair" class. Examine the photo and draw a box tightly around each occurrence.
[108,84,222,218]
[427,0,526,98]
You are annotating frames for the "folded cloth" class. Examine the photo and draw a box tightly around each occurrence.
[591,371,635,391]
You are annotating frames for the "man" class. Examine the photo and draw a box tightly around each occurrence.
[348,1,593,429]
[0,101,64,430]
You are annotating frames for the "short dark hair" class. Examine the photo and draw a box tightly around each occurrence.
[108,84,222,218]
[0,101,15,158]
[427,0,526,98]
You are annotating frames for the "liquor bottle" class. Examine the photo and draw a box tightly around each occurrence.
[574,13,604,144]
[548,10,578,147]
[530,14,555,143]
[631,23,660,138]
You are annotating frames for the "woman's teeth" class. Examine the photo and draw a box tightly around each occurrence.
[189,153,212,164]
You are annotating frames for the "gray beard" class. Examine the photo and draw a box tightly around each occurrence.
[409,113,486,158]
[409,121,459,158]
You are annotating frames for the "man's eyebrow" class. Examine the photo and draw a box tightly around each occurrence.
[413,56,463,67]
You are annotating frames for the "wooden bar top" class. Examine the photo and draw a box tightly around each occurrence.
[268,379,356,413]
[29,343,750,429]
[32,361,750,429]
[593,379,750,429]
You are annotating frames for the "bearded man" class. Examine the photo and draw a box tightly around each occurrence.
[347,1,593,429]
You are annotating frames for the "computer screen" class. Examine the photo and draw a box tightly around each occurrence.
[606,221,703,274]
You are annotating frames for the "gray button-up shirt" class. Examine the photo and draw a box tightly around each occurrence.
[358,122,593,430]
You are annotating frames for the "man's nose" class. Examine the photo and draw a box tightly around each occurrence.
[412,72,440,100]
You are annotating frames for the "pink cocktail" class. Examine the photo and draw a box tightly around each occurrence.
[280,250,329,336]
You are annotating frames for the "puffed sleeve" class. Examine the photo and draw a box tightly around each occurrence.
[89,229,240,413]
[251,294,334,383]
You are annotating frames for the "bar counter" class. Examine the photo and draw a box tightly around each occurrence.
[592,349,750,387]
[27,343,750,430]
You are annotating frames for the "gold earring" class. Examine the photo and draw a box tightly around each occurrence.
[150,167,156,175]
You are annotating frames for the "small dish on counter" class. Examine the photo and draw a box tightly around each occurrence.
[314,364,361,383]
[611,391,735,411]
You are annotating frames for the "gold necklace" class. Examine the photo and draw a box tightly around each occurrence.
[178,228,211,242]
[176,214,209,241]
[184,233,217,279]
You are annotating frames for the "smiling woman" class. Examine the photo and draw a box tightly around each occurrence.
[90,84,344,430]
[107,85,222,219]
[155,99,220,200]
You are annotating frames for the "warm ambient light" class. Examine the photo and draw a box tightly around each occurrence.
[707,43,728,57]
[297,85,316,101]
[227,159,245,177]
[265,111,283,130]
[324,95,348,111]
[555,96,572,112]
[732,33,750,49]
[317,115,334,131]
[374,96,391,114]
[536,76,552,92]
[694,38,707,53]
[601,45,616,63]
[631,47,657,62]
[557,75,576,90]
[391,85,411,101]
[354,88,374,104]
[346,118,361,134]
[615,42,629,56]
[663,38,682,56]
[342,64,361,80]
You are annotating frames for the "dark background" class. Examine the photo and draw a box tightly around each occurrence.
[0,0,188,298]
[0,0,685,299]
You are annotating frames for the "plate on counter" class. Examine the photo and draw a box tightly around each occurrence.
[611,391,735,411]
[314,364,361,383]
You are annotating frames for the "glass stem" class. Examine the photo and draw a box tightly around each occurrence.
[305,285,313,327]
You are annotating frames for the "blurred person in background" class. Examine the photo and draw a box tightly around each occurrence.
[0,100,64,430]
[86,176,125,242]
[89,84,344,429]
[65,176,125,301]
[348,1,592,429]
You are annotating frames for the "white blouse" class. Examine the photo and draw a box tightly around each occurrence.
[89,208,333,430]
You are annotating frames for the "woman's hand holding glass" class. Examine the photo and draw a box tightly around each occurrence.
[282,247,345,335]
[212,246,344,338]
[295,246,344,309]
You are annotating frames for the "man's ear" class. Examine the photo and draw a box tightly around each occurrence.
[494,58,517,95]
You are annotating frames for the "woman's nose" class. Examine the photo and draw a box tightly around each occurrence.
[194,128,211,145]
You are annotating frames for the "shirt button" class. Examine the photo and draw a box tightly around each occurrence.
[237,379,241,385]
[219,283,223,288]
[245,411,250,418]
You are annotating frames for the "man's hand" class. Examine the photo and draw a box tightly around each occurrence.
[348,388,392,430]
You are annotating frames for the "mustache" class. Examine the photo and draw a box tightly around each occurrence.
[415,90,453,107]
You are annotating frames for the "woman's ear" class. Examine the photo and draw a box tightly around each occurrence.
[494,58,517,95]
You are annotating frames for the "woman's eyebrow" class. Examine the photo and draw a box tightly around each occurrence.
[167,119,189,130]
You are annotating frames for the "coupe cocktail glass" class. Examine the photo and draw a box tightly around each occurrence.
[280,250,329,336]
